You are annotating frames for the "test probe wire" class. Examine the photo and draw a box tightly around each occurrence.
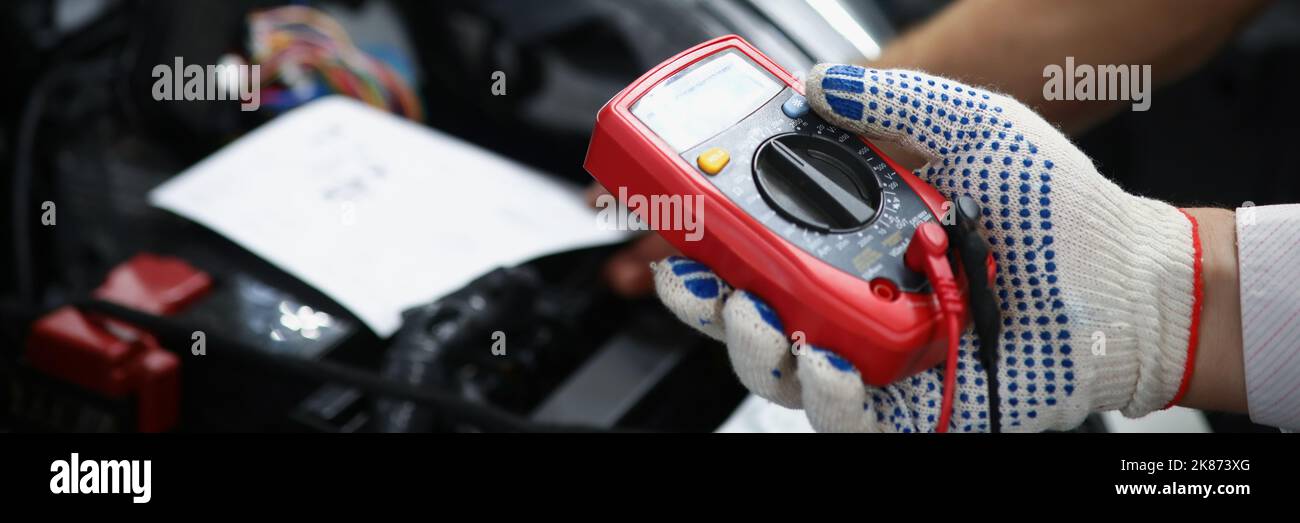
[908,200,1003,433]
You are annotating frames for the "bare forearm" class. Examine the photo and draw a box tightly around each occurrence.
[871,0,1271,134]
[1178,208,1246,413]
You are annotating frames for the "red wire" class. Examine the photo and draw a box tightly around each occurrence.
[904,222,965,433]
[935,314,962,433]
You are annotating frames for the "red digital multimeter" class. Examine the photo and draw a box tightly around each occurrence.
[584,35,972,388]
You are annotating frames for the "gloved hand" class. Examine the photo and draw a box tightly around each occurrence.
[653,65,1202,432]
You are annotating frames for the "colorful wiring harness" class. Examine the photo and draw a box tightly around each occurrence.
[248,5,424,121]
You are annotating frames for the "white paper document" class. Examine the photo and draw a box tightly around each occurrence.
[151,96,626,337]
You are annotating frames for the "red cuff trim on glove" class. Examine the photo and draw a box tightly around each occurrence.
[1165,209,1204,409]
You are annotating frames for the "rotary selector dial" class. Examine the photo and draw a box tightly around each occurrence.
[752,133,883,233]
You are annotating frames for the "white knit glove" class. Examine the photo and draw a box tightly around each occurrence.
[653,65,1202,432]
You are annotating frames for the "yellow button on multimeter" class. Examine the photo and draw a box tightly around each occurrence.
[696,147,730,175]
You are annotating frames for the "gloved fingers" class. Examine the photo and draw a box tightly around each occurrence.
[651,256,730,340]
[721,290,803,408]
[805,65,1065,173]
[653,258,803,408]
[793,347,879,432]
[806,64,948,164]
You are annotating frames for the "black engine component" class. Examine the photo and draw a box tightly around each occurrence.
[375,266,543,432]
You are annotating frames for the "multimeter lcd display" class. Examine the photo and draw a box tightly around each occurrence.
[631,51,782,152]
